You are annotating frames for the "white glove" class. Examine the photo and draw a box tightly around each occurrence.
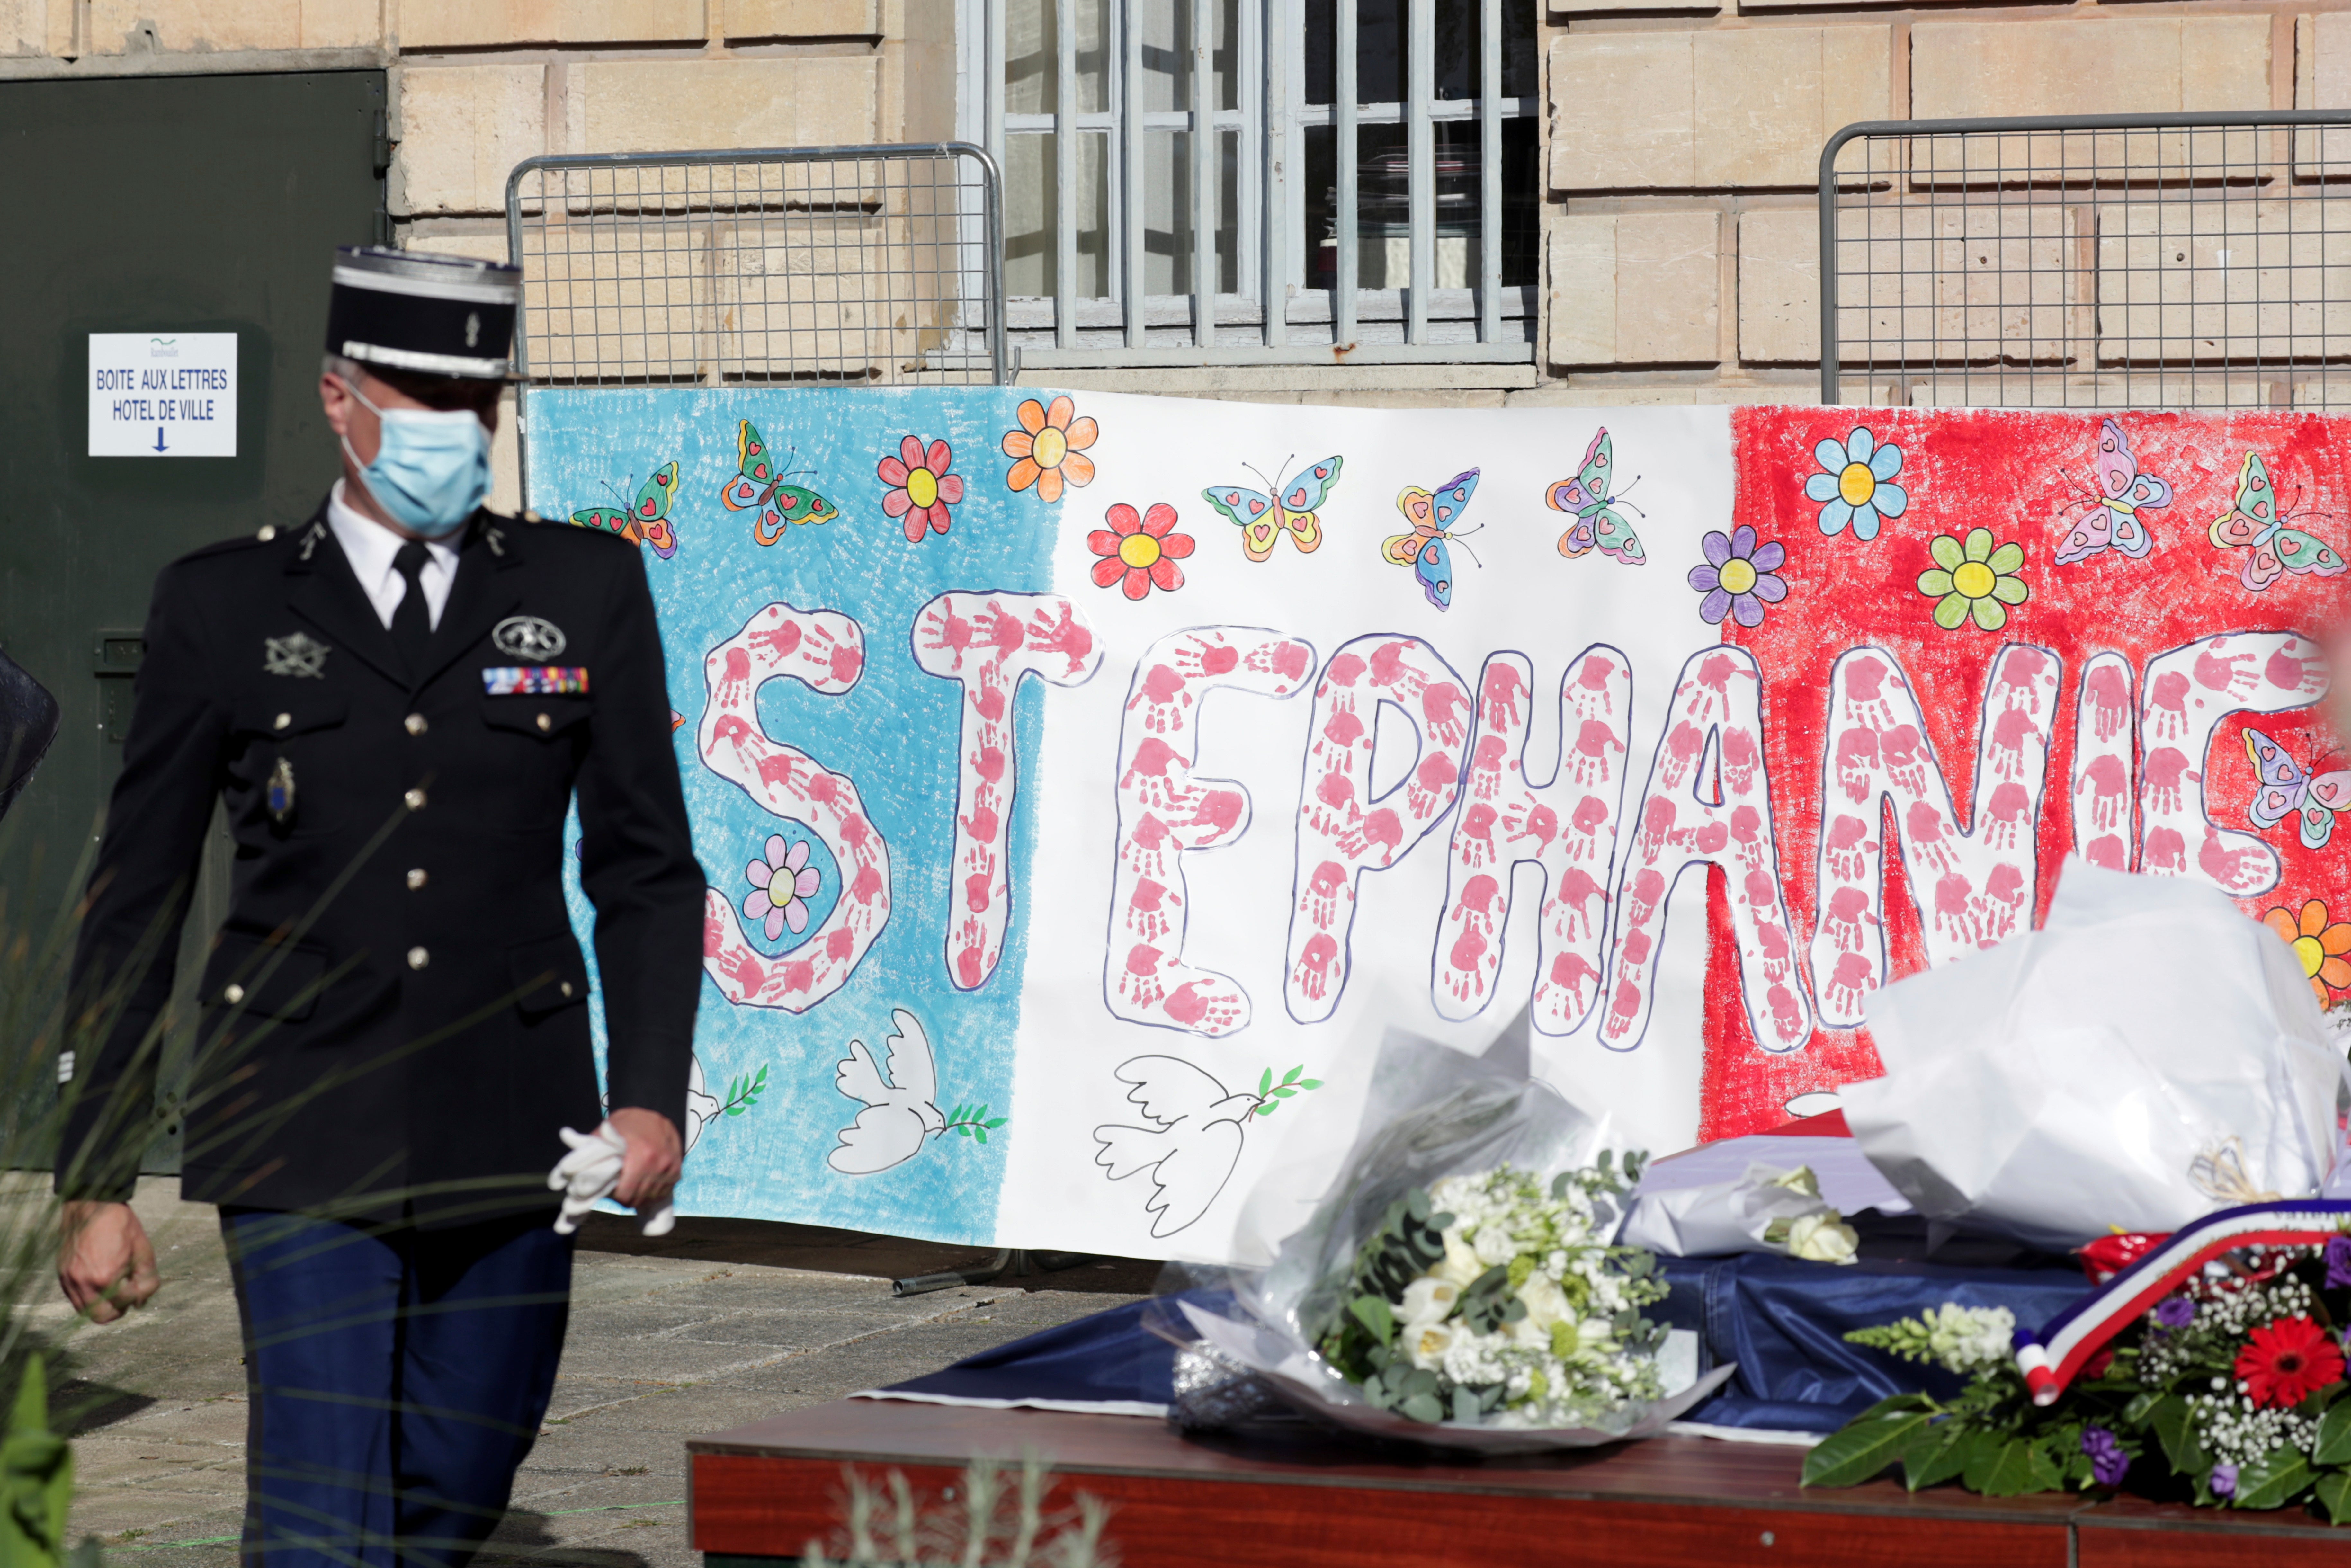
[548,1121,676,1237]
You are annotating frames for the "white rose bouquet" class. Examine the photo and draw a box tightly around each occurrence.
[1167,1019,1736,1452]
[1312,1161,1670,1429]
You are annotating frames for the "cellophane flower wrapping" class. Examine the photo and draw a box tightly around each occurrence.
[1159,1023,1733,1453]
[1847,859,2350,1252]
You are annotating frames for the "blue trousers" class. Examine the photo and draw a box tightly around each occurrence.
[221,1208,573,1568]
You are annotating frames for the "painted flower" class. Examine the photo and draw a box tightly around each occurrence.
[1002,395,1098,503]
[1918,528,2029,631]
[1805,427,1907,541]
[2234,1314,2345,1408]
[2262,897,2351,1006]
[2080,1427,2129,1488]
[744,834,821,942]
[1687,526,1788,627]
[1088,502,1193,600]
[879,434,963,541]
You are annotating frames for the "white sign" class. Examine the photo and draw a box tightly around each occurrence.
[88,333,237,458]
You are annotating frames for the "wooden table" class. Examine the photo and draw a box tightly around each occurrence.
[691,1401,2351,1565]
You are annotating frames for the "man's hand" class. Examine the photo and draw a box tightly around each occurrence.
[606,1107,682,1216]
[58,1200,159,1323]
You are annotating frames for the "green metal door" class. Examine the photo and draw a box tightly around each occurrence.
[0,71,389,1170]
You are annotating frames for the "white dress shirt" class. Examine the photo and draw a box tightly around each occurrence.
[326,480,460,631]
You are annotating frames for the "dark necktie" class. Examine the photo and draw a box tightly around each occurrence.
[390,541,433,677]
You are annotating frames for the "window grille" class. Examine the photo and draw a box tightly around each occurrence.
[983,0,1538,366]
[1821,112,2351,410]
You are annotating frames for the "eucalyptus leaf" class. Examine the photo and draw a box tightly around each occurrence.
[1399,1393,1443,1424]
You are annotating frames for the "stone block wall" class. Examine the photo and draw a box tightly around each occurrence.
[1537,2,2351,409]
[11,0,2351,412]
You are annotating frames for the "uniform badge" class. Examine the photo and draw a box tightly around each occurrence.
[267,757,297,826]
[263,632,330,679]
[494,615,568,660]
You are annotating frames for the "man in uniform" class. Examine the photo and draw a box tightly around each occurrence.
[53,247,705,1567]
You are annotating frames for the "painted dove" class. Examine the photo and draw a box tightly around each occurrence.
[1092,1056,1263,1238]
[682,1052,722,1153]
[829,1009,946,1174]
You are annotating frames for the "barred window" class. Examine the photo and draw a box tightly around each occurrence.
[977,0,1538,367]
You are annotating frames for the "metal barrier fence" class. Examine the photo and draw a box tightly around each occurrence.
[1820,112,2351,410]
[503,143,1006,395]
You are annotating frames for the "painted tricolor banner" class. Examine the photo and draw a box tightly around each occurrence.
[529,390,2351,1262]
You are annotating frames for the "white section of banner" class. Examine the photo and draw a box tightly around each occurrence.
[994,396,1726,1261]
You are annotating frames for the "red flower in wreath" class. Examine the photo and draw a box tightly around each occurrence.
[1088,502,1193,600]
[2235,1315,2345,1408]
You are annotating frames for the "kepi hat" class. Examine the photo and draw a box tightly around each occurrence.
[325,245,521,381]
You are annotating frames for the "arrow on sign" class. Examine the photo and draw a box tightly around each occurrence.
[151,427,167,453]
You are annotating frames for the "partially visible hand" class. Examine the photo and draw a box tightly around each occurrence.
[58,1200,159,1323]
[606,1106,682,1214]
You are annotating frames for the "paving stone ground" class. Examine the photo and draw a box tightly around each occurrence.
[37,1179,1157,1568]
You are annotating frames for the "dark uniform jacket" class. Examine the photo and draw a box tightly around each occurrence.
[56,499,704,1223]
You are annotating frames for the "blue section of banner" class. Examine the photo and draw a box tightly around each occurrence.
[528,386,1058,1241]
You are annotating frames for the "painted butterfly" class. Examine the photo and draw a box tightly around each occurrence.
[2245,726,2351,849]
[1382,468,1481,611]
[571,462,682,559]
[2053,418,2171,566]
[720,419,839,545]
[2209,450,2346,592]
[1545,427,1644,565]
[1200,455,1343,562]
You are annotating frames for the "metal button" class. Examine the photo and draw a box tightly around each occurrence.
[560,982,574,998]
[273,713,291,731]
[407,947,429,970]
[406,868,427,890]
[535,712,551,732]
[404,713,428,736]
[256,525,276,542]
[222,983,246,1004]
[403,788,426,811]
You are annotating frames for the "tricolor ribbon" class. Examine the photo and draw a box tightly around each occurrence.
[2015,1199,2351,1406]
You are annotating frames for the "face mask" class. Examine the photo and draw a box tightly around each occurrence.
[337,377,493,539]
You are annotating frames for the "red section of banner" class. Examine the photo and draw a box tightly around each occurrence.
[1702,408,2351,1141]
